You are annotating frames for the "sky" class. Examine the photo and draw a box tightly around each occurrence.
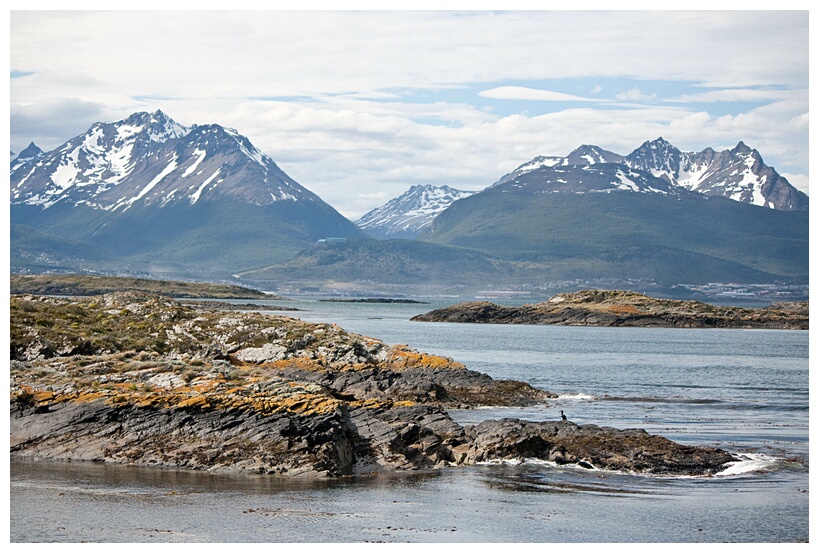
[8,5,811,219]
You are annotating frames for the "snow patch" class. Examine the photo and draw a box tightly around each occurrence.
[124,156,178,209]
[189,167,221,204]
[615,169,640,191]
[50,147,82,193]
[182,149,207,177]
[116,124,143,142]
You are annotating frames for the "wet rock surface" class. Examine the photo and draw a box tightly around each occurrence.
[10,292,739,477]
[461,418,736,475]
[411,289,808,330]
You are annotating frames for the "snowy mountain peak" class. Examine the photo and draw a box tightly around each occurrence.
[356,184,475,239]
[624,138,683,179]
[565,144,624,166]
[495,145,623,187]
[500,138,806,211]
[495,162,679,197]
[122,110,190,143]
[10,110,320,211]
[628,140,807,210]
[492,155,564,187]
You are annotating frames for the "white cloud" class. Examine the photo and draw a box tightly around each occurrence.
[615,88,657,102]
[479,86,603,102]
[669,88,804,104]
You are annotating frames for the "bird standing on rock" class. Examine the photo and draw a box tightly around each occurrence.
[560,410,567,421]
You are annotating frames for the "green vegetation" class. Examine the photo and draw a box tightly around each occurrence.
[418,191,808,283]
[11,199,363,279]
[11,292,352,362]
[236,237,526,285]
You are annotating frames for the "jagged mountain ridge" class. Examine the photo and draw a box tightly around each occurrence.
[623,138,807,210]
[11,142,44,172]
[10,110,324,211]
[355,184,475,239]
[492,162,680,197]
[496,139,807,211]
[493,145,623,187]
[10,110,363,277]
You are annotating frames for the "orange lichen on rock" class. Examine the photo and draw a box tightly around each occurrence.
[190,379,224,393]
[73,390,112,404]
[32,390,56,403]
[259,357,326,372]
[175,395,211,409]
[602,303,641,315]
[386,345,464,371]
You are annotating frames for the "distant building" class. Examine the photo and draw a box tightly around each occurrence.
[316,237,347,245]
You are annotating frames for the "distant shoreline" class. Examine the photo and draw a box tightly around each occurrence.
[318,298,428,304]
[10,273,271,300]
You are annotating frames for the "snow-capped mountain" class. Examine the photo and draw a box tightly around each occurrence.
[10,110,362,277]
[497,139,807,211]
[623,137,683,178]
[355,184,475,239]
[564,144,625,167]
[494,145,623,187]
[492,163,680,197]
[10,110,324,211]
[624,138,807,211]
[11,142,44,172]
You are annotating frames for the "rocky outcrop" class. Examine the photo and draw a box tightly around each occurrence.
[10,292,740,477]
[10,292,551,409]
[10,399,735,477]
[460,418,735,475]
[411,290,808,330]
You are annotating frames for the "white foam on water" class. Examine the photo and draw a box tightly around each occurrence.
[716,453,781,476]
[476,454,788,479]
[557,393,598,400]
[477,458,557,468]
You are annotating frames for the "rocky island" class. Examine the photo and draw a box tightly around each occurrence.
[10,273,271,299]
[11,292,738,477]
[411,290,808,330]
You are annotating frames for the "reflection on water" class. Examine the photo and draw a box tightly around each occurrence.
[10,456,809,543]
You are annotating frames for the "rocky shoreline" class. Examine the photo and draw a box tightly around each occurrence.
[411,290,808,330]
[10,292,739,477]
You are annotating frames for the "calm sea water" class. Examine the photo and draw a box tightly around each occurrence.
[10,298,810,543]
